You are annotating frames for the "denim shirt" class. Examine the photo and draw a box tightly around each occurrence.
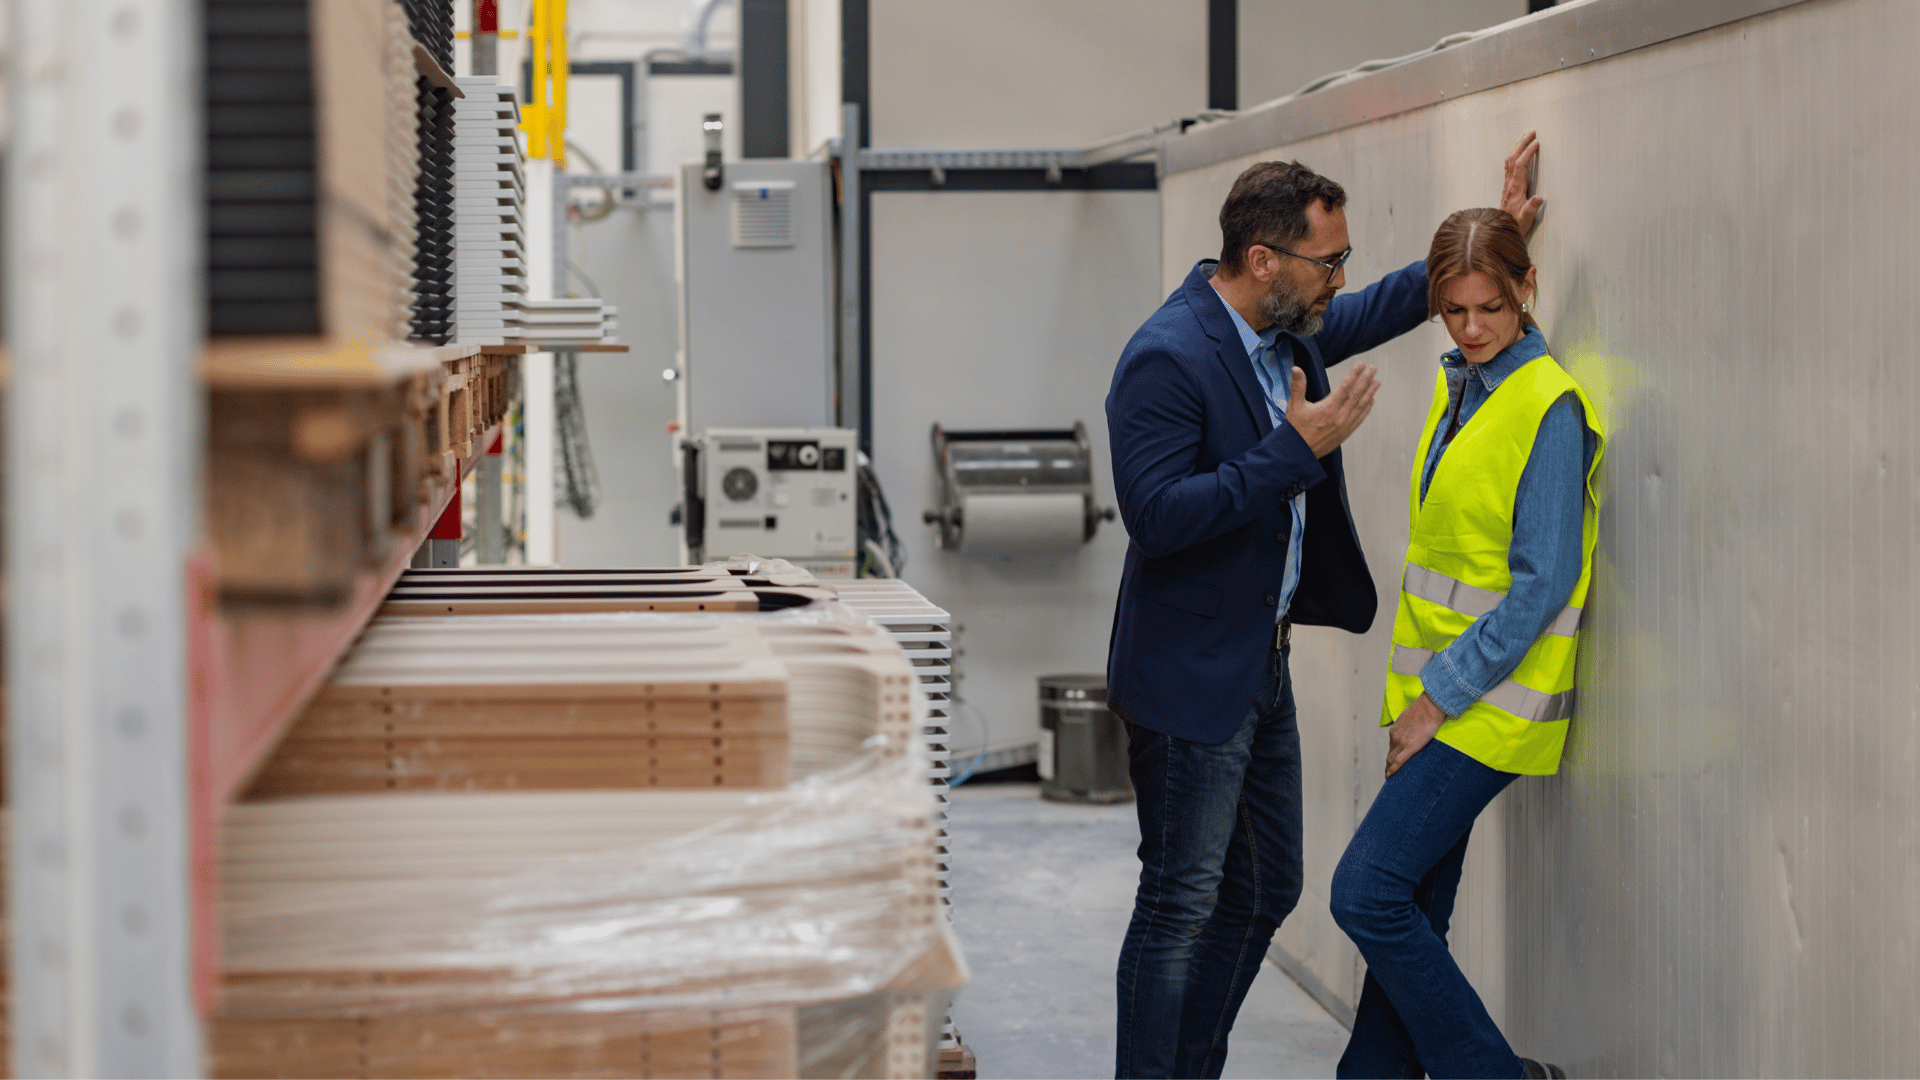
[1416,325,1597,717]
[1208,277,1307,619]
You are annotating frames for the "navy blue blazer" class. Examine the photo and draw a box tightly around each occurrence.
[1105,258,1430,743]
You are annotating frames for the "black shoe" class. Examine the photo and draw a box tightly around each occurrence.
[1519,1059,1566,1079]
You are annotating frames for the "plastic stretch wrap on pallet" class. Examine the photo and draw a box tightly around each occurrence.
[222,743,958,1008]
[219,747,961,1076]
[215,589,963,1076]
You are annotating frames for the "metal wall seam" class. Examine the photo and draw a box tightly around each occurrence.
[1158,0,1815,178]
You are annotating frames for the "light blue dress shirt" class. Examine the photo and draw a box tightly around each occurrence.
[1210,280,1307,621]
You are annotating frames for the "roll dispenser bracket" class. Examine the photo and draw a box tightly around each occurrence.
[923,421,1117,555]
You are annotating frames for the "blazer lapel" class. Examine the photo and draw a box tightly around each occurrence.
[1285,334,1329,403]
[1217,339,1273,437]
[1182,262,1273,438]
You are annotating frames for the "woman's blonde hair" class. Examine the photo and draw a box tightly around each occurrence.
[1425,207,1536,330]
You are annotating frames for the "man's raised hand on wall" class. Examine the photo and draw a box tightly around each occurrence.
[1502,130,1545,236]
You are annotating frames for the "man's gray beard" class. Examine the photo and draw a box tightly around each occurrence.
[1262,280,1323,337]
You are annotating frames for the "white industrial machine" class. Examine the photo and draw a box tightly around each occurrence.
[683,427,860,578]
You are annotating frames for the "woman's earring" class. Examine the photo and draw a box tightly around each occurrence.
[1521,301,1531,314]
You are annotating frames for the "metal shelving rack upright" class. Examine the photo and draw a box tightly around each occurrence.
[8,0,204,1074]
[6,1,519,1075]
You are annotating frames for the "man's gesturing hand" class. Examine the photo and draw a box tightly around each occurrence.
[1286,362,1380,457]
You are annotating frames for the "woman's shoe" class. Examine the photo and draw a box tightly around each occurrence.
[1520,1058,1567,1079]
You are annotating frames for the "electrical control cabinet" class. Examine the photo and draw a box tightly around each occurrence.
[689,427,859,578]
[678,160,835,433]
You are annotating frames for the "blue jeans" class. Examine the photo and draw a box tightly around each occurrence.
[1331,739,1522,1079]
[1115,648,1301,1079]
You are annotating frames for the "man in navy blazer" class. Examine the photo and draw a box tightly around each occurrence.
[1106,149,1543,1079]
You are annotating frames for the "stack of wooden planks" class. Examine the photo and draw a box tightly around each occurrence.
[245,618,795,794]
[214,565,957,1077]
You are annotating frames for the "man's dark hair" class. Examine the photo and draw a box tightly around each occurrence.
[1217,160,1347,275]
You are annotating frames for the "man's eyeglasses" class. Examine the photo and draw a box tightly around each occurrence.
[1261,243,1352,286]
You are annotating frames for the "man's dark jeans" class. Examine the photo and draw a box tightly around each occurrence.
[1331,739,1523,1079]
[1115,648,1302,1079]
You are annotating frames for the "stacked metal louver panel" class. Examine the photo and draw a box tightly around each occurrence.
[399,0,455,73]
[206,0,321,335]
[830,579,961,1052]
[452,76,528,345]
[410,79,456,344]
[403,0,456,345]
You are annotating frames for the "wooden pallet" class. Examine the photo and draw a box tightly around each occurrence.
[209,991,945,1079]
[937,1042,978,1080]
[211,1003,800,1079]
[205,353,513,610]
[208,376,423,607]
[437,351,515,462]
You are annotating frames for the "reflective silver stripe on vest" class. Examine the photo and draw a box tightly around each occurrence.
[1402,564,1583,638]
[1389,645,1576,724]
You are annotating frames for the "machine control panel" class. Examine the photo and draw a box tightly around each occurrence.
[766,439,848,472]
[689,427,859,577]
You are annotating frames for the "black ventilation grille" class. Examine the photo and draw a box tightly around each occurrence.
[410,76,456,345]
[206,0,319,335]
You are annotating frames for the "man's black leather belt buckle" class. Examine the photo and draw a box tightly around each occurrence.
[1274,619,1292,652]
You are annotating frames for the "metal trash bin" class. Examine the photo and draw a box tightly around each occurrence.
[1037,675,1133,804]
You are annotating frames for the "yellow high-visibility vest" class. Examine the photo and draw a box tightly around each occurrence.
[1381,354,1606,775]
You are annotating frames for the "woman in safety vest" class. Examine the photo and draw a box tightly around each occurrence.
[1329,207,1603,1080]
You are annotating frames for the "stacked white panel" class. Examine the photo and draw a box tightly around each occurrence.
[832,578,959,1052]
[451,76,526,345]
[519,296,614,345]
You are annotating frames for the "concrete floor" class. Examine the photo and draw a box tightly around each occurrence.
[946,782,1351,1079]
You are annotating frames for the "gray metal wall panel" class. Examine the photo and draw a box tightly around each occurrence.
[869,190,1160,757]
[867,0,1207,149]
[1236,0,1528,114]
[1159,0,1918,1073]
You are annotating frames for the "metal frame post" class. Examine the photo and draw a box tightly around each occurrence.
[524,156,557,564]
[8,0,203,1075]
[413,486,464,568]
[477,432,506,563]
[473,0,499,76]
[837,101,862,438]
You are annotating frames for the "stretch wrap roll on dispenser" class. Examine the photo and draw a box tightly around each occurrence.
[925,423,1116,556]
[956,493,1086,554]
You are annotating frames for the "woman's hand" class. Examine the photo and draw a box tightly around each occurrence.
[1385,693,1448,779]
[1501,131,1545,237]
